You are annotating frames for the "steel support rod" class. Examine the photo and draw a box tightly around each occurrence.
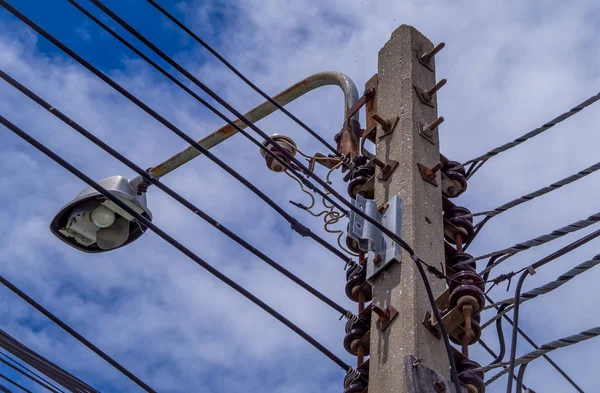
[147,71,359,179]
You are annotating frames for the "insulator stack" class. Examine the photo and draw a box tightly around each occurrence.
[456,358,486,393]
[343,369,369,393]
[442,161,468,198]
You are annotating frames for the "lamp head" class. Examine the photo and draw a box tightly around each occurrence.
[50,176,152,253]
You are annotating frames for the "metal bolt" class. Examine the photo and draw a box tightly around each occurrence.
[372,305,387,318]
[374,254,383,266]
[425,162,444,178]
[372,113,392,131]
[424,79,447,101]
[421,42,446,63]
[433,380,447,392]
[425,116,445,132]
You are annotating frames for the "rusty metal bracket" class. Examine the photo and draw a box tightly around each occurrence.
[417,162,442,186]
[372,305,399,332]
[377,159,399,181]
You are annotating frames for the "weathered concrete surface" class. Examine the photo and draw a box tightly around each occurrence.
[369,25,449,393]
[405,355,464,393]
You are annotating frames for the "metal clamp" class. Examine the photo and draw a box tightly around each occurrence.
[347,194,403,282]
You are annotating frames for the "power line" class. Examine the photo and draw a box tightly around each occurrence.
[483,294,584,392]
[0,352,65,393]
[482,326,600,385]
[0,114,353,373]
[475,210,600,276]
[464,91,600,178]
[0,68,356,322]
[0,330,99,393]
[145,0,344,158]
[0,276,157,391]
[482,254,600,328]
[0,351,64,393]
[502,227,600,393]
[468,159,600,221]
[0,355,63,393]
[477,338,536,393]
[0,373,32,393]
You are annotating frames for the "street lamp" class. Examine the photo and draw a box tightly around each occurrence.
[50,176,152,253]
[50,72,358,252]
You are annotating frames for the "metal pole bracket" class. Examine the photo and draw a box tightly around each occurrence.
[347,194,403,283]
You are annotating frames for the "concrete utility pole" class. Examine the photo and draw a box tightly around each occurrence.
[369,25,449,392]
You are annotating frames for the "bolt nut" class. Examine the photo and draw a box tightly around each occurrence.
[433,380,446,392]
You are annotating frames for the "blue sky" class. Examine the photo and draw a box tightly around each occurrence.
[0,1,599,392]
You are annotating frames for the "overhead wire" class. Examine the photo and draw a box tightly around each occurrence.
[464,91,600,179]
[0,373,33,393]
[0,355,62,393]
[474,210,600,276]
[478,338,536,393]
[0,330,100,393]
[468,160,600,221]
[462,160,600,245]
[62,0,354,266]
[0,276,157,391]
[482,294,584,392]
[482,254,600,329]
[145,0,343,158]
[0,68,358,321]
[502,227,600,393]
[0,352,65,393]
[0,114,353,373]
[482,326,600,386]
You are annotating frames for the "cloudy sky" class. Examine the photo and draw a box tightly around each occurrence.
[0,0,598,392]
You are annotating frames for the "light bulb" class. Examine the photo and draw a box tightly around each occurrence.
[91,205,116,228]
[96,217,130,250]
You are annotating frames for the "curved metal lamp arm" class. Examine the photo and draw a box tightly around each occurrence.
[145,71,359,180]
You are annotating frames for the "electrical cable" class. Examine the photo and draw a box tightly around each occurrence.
[483,293,584,392]
[516,364,529,393]
[0,330,100,393]
[0,373,32,393]
[63,0,354,266]
[0,68,357,321]
[464,91,600,178]
[478,338,536,393]
[0,278,157,390]
[482,254,600,329]
[468,160,600,221]
[0,352,65,393]
[145,0,343,158]
[0,357,61,393]
[482,325,600,386]
[474,210,600,276]
[503,227,600,393]
[0,114,353,373]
